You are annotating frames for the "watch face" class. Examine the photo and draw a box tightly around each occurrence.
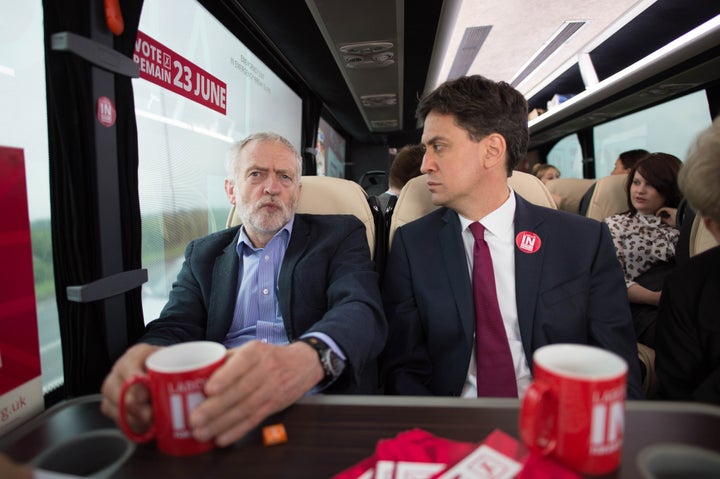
[322,348,344,378]
[299,337,345,380]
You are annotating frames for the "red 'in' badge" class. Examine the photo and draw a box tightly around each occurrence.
[515,231,541,253]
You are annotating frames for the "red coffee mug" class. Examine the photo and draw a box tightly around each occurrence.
[519,344,628,475]
[118,341,226,456]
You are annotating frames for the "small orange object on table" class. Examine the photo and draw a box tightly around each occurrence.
[262,423,288,446]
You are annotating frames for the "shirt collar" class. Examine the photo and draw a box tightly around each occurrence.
[458,186,516,239]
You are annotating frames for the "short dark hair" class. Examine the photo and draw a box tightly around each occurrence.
[389,144,424,189]
[625,152,683,215]
[618,149,650,170]
[416,75,529,176]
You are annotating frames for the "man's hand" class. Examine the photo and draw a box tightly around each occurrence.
[100,343,161,433]
[656,206,677,228]
[189,340,324,447]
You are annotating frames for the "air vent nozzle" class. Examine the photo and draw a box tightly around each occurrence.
[339,42,393,55]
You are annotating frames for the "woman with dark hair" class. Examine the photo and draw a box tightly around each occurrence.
[604,152,683,347]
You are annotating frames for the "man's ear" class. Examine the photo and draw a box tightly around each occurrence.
[224,178,236,205]
[482,133,506,170]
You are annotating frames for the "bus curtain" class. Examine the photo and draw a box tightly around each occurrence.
[43,0,146,398]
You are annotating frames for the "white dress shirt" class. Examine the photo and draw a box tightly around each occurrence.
[458,188,532,398]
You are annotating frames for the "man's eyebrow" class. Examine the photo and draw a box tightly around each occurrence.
[422,135,444,145]
[244,164,268,172]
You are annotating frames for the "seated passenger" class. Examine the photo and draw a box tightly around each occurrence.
[579,149,650,215]
[655,118,720,404]
[377,144,424,212]
[532,163,563,207]
[381,75,643,400]
[100,132,386,447]
[532,163,560,183]
[604,153,683,348]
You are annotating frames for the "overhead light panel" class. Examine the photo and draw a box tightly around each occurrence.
[447,26,492,80]
[361,94,398,107]
[511,21,587,87]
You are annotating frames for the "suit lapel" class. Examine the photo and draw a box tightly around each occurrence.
[278,215,310,340]
[439,209,475,345]
[513,194,547,354]
[208,229,241,341]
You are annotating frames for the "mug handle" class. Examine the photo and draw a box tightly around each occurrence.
[519,380,557,455]
[118,375,155,443]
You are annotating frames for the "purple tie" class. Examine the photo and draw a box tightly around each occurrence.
[469,222,518,398]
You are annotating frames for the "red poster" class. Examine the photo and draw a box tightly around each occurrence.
[133,30,228,115]
[0,146,43,434]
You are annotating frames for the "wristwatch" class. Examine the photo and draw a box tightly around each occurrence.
[297,336,345,383]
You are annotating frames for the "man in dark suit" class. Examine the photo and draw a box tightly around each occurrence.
[381,75,643,399]
[101,133,386,446]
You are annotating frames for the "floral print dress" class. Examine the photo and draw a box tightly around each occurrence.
[604,213,680,288]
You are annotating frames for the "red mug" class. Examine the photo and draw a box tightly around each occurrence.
[118,341,226,456]
[519,344,628,475]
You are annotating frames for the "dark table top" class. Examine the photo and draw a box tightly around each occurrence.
[2,394,720,478]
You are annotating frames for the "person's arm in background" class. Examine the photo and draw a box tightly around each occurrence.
[628,282,661,305]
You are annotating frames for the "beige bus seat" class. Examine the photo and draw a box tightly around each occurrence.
[388,170,557,248]
[584,173,629,221]
[545,178,596,214]
[226,175,376,260]
[690,214,720,257]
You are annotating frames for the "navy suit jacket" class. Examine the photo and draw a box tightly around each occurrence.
[381,193,643,399]
[141,214,387,394]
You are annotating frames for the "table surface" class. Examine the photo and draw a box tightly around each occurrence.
[2,394,720,478]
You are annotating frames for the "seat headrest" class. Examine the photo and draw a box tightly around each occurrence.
[508,170,558,209]
[545,178,596,213]
[585,174,629,221]
[388,171,556,247]
[226,176,376,259]
[690,215,719,257]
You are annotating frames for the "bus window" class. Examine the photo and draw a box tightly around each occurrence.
[0,1,61,398]
[593,90,712,176]
[134,0,302,323]
[316,117,347,178]
[546,134,584,179]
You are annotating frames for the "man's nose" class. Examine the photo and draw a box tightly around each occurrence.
[420,151,434,173]
[264,176,281,194]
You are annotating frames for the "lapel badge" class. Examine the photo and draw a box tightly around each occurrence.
[515,231,541,253]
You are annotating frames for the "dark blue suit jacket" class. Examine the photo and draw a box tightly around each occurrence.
[381,193,643,399]
[141,214,387,393]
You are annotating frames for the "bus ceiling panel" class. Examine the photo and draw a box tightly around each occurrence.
[208,1,716,147]
[529,16,720,150]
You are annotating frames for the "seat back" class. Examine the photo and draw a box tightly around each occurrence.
[508,170,558,209]
[585,174,629,221]
[545,178,596,214]
[689,214,719,257]
[226,176,376,260]
[388,171,556,248]
[358,170,388,197]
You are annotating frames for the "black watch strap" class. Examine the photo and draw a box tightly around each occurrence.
[297,336,345,382]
